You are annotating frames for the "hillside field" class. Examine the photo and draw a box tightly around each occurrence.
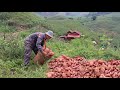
[0,12,120,78]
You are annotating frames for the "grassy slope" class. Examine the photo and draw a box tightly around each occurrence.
[0,12,120,78]
[0,12,44,24]
[0,12,48,78]
[84,13,120,48]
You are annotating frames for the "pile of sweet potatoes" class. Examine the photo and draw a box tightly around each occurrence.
[47,55,120,78]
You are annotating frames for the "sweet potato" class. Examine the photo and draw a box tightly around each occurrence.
[46,72,54,78]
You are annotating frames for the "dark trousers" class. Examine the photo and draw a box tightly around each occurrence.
[24,41,38,65]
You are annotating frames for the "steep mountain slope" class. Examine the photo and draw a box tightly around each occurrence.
[83,12,120,48]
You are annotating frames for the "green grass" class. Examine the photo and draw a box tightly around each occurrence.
[47,38,120,60]
[0,58,48,78]
[46,19,90,36]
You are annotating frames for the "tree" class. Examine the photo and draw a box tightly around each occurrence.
[92,16,97,21]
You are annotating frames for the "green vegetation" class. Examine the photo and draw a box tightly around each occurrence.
[0,12,120,78]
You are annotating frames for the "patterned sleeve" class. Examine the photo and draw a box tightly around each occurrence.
[36,37,43,52]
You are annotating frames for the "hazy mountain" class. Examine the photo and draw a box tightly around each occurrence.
[36,12,89,17]
[87,12,112,17]
[35,12,114,17]
[36,12,58,17]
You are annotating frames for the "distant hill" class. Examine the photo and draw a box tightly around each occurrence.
[36,12,89,17]
[87,12,112,17]
[35,12,115,18]
[85,12,120,33]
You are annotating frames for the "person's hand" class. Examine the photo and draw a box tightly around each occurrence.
[43,51,46,56]
[41,51,46,60]
[43,46,46,51]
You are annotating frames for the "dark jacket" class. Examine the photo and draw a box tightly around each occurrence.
[25,32,46,52]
